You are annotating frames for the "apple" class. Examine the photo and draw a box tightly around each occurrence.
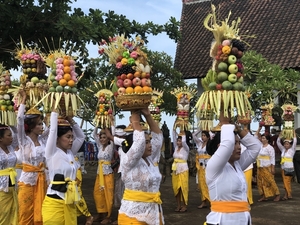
[0,99,5,105]
[127,73,134,79]
[5,100,11,105]
[216,83,222,90]
[123,79,133,87]
[227,55,237,64]
[117,75,121,80]
[145,73,150,78]
[237,76,244,83]
[217,72,228,83]
[228,64,238,74]
[141,72,147,78]
[141,78,151,87]
[120,74,127,80]
[7,105,13,111]
[118,87,126,95]
[217,62,228,72]
[236,50,243,58]
[31,77,39,84]
[228,74,237,83]
[116,79,124,88]
[132,77,142,86]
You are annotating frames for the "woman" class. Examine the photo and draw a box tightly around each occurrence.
[118,108,163,225]
[17,91,48,225]
[42,111,85,225]
[192,129,210,209]
[0,124,18,225]
[256,128,280,202]
[205,115,261,225]
[172,128,189,212]
[276,130,297,200]
[93,126,114,225]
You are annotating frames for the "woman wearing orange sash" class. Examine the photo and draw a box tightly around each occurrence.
[276,130,297,200]
[93,126,114,224]
[42,110,84,225]
[0,124,18,225]
[192,129,210,209]
[172,128,189,213]
[118,109,163,225]
[17,91,48,225]
[255,128,280,202]
[205,114,261,225]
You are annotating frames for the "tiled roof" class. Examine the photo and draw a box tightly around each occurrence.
[175,0,300,79]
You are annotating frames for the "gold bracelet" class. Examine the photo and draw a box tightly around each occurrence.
[70,120,76,126]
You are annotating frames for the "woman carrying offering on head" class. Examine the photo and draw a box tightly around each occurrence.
[118,108,163,225]
[205,113,261,225]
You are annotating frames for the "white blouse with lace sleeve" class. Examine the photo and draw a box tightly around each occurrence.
[0,146,17,192]
[17,104,47,185]
[119,130,164,225]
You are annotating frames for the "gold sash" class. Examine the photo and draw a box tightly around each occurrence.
[123,188,162,204]
[0,167,17,185]
[172,159,187,171]
[280,157,293,164]
[98,160,111,187]
[211,201,250,213]
[51,178,79,204]
[256,155,270,167]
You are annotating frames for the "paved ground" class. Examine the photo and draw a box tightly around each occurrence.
[78,162,300,225]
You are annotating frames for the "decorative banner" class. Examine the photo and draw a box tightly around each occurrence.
[14,37,48,108]
[281,103,298,140]
[99,34,152,110]
[171,86,197,132]
[148,88,164,123]
[0,64,16,126]
[196,5,255,129]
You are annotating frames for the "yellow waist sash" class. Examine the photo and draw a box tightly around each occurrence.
[280,157,293,164]
[211,201,250,213]
[0,167,17,185]
[15,163,23,169]
[98,160,111,187]
[196,154,211,170]
[123,188,162,204]
[256,155,270,167]
[51,178,79,204]
[172,159,187,171]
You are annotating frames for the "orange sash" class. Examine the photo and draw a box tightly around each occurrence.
[211,201,250,213]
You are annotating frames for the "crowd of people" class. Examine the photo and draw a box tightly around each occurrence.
[1,96,299,225]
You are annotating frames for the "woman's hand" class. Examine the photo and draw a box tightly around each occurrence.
[140,108,151,117]
[19,89,27,104]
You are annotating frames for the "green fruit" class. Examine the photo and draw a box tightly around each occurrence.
[50,75,56,82]
[71,87,78,93]
[222,81,233,90]
[232,82,243,91]
[0,99,5,105]
[208,82,217,90]
[217,72,228,83]
[5,100,11,105]
[217,62,228,72]
[49,87,56,92]
[64,86,71,93]
[31,77,39,84]
[51,69,56,75]
[56,86,63,92]
[52,81,59,87]
[40,79,46,84]
[7,105,13,111]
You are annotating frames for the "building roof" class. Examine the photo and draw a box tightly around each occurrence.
[175,0,300,79]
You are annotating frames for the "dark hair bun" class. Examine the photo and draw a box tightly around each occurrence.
[206,131,221,156]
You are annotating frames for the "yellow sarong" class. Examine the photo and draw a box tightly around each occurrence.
[211,201,250,213]
[118,213,163,225]
[172,159,187,171]
[172,170,189,205]
[75,168,91,217]
[123,189,162,204]
[244,169,253,205]
[257,166,280,198]
[281,169,293,198]
[19,162,46,225]
[195,155,210,202]
[256,155,270,167]
[93,173,114,217]
[42,195,76,225]
[0,186,18,225]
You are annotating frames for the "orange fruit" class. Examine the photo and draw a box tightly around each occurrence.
[63,59,71,66]
[63,73,71,81]
[143,86,152,93]
[134,71,141,78]
[59,79,67,86]
[67,80,75,87]
[63,66,71,74]
[134,85,143,93]
[125,87,134,94]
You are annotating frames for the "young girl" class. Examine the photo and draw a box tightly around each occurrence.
[0,124,18,225]
[277,130,297,200]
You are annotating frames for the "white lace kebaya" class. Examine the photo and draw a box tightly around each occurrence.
[119,130,164,225]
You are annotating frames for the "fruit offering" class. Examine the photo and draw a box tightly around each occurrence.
[280,103,298,140]
[259,103,275,127]
[148,89,164,123]
[87,81,114,128]
[15,39,48,107]
[0,64,16,126]
[196,5,254,120]
[98,35,152,110]
[41,50,83,115]
[171,87,197,132]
